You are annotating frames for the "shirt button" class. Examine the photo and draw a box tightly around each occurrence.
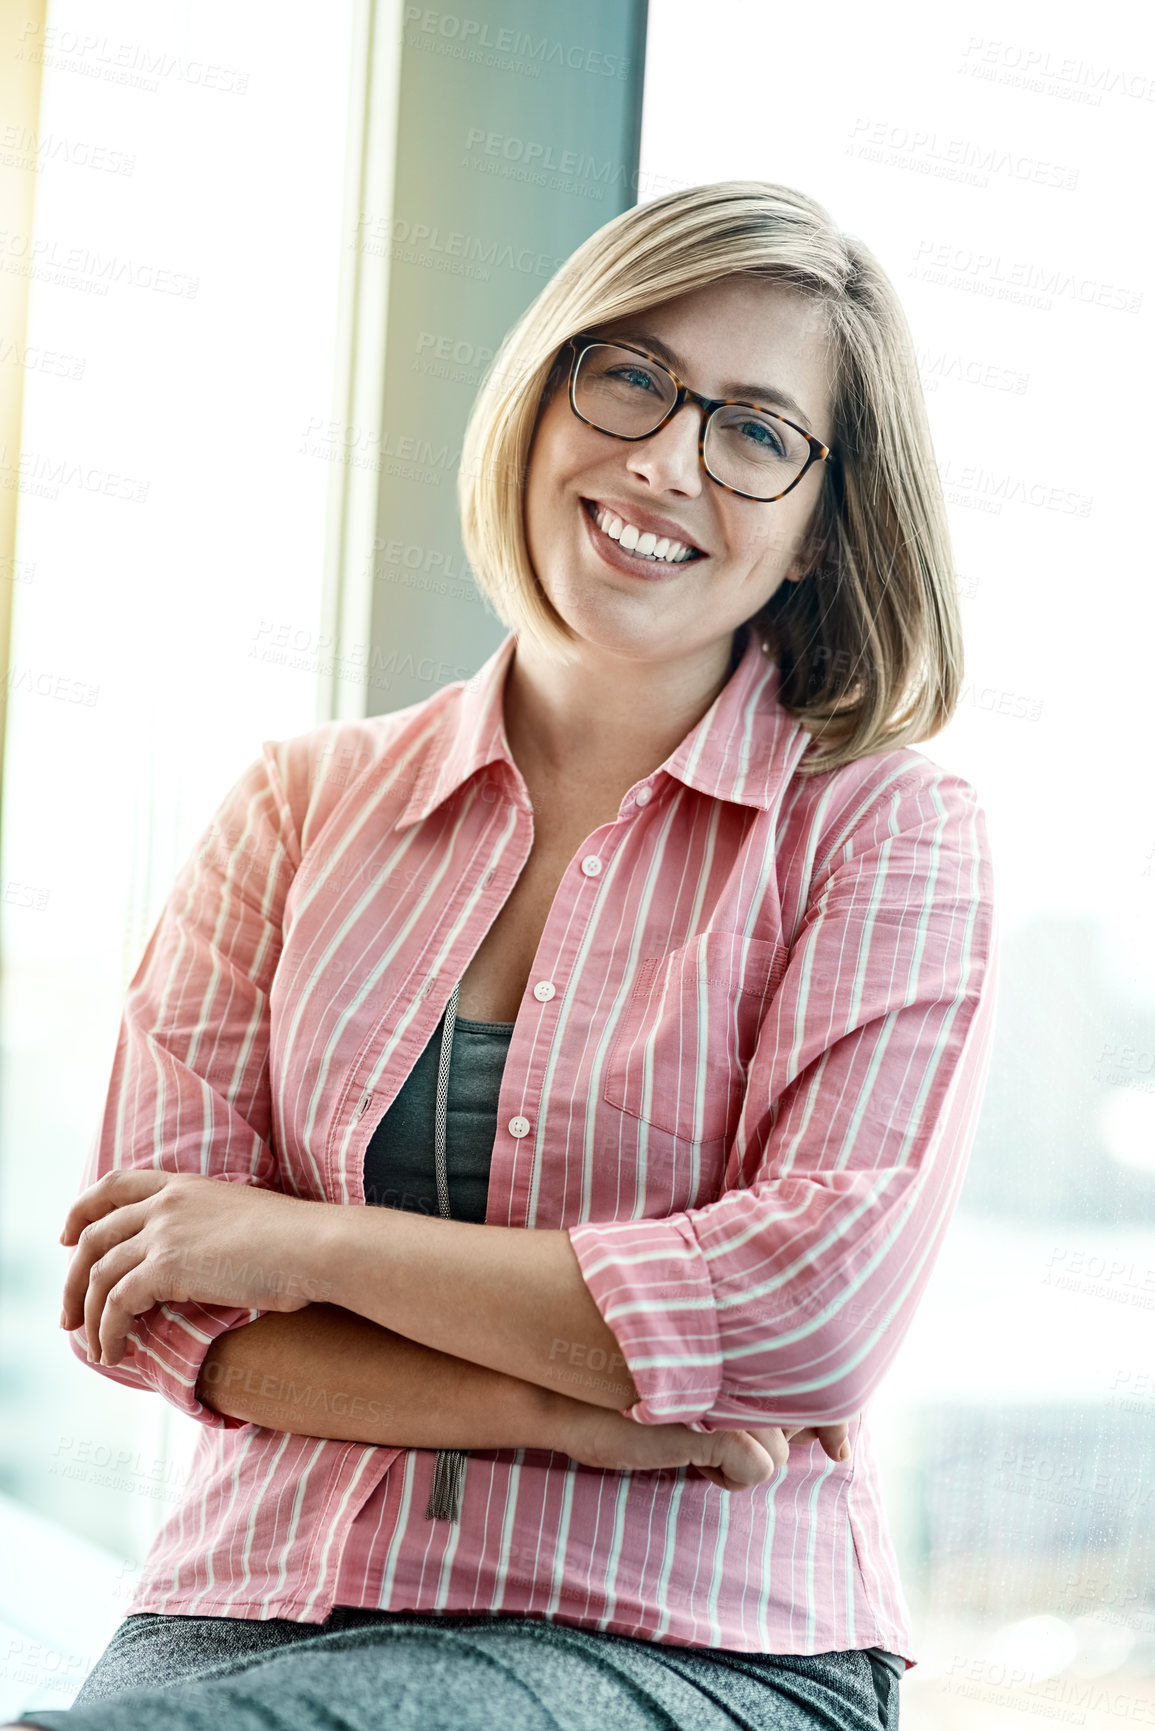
[634,786,653,806]
[533,980,555,1001]
[508,1116,531,1138]
[581,855,603,877]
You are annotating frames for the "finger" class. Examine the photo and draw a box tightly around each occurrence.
[729,1433,779,1488]
[746,1427,789,1474]
[96,1256,159,1367]
[82,1239,148,1365]
[61,1202,152,1332]
[61,1169,167,1246]
[815,1423,851,1463]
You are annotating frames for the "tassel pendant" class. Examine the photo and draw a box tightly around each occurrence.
[425,1447,466,1521]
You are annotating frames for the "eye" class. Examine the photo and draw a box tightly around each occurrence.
[734,416,788,458]
[605,364,663,395]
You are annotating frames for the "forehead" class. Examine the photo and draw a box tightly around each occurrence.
[598,276,835,440]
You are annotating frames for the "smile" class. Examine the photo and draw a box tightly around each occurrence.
[581,498,706,576]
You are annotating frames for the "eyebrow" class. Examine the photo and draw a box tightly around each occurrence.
[603,329,816,429]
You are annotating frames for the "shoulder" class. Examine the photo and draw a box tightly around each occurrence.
[777,744,997,962]
[787,742,989,875]
[255,683,460,855]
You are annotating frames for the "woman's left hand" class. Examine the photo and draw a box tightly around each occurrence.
[59,1169,337,1367]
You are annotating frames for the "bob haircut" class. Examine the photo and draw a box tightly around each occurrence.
[458,179,962,776]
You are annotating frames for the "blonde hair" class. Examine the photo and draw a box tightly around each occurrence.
[457,180,962,775]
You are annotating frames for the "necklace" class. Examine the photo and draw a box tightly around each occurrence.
[425,980,467,1521]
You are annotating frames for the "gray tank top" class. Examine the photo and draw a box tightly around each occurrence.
[362,1009,513,1220]
[359,1009,907,1682]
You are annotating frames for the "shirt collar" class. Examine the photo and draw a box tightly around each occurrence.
[395,620,813,831]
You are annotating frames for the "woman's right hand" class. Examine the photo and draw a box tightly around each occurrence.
[565,1404,851,1491]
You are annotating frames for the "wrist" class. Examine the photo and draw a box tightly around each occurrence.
[544,1386,613,1457]
[297,1200,365,1311]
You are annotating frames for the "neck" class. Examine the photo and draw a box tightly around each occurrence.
[502,627,745,788]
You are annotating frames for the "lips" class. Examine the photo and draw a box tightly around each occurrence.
[580,498,706,562]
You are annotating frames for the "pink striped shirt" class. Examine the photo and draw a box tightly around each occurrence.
[71,620,998,1663]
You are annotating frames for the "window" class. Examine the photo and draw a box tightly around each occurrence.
[641,0,1155,1711]
[0,0,357,1591]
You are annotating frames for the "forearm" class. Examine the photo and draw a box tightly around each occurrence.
[313,1208,640,1412]
[196,1302,581,1449]
[193,1303,819,1501]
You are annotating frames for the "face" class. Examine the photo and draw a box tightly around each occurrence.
[523,275,836,668]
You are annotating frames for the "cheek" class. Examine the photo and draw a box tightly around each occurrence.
[726,524,794,584]
[746,503,814,578]
[525,423,577,519]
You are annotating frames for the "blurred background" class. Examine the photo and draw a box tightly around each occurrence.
[0,0,1151,1724]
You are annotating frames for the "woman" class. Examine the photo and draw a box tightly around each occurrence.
[14,180,997,1730]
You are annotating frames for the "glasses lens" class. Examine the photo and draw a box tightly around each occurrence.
[572,343,677,436]
[572,343,811,498]
[704,406,811,498]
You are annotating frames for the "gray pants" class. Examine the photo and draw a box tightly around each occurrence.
[21,1608,900,1729]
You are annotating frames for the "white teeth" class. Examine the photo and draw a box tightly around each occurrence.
[589,503,697,563]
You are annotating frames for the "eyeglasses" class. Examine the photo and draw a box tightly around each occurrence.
[564,334,835,502]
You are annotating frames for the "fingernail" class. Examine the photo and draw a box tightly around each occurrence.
[838,1439,851,1461]
[59,1309,67,1329]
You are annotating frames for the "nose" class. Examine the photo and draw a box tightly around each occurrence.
[623,401,704,496]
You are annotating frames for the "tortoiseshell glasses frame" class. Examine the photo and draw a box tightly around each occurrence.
[564,333,836,503]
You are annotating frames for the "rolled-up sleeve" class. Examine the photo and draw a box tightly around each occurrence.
[567,763,999,1430]
[66,741,301,1428]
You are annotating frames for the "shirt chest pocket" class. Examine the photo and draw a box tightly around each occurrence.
[602,931,790,1144]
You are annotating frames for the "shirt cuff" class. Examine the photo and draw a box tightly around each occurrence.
[566,1214,723,1427]
[68,1300,266,1429]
